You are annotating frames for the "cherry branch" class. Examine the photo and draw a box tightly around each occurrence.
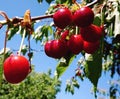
[0,0,99,26]
[0,11,10,22]
[0,14,53,26]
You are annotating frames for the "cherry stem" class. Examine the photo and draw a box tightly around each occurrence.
[100,2,106,26]
[18,29,26,55]
[28,34,32,70]
[3,26,9,61]
[74,0,81,8]
[86,0,98,7]
[75,26,79,35]
[0,11,10,61]
[100,3,106,55]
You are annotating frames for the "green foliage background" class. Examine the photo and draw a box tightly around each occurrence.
[0,70,61,99]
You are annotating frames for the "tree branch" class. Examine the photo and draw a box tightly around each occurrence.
[0,14,53,26]
[0,0,99,26]
[0,11,10,22]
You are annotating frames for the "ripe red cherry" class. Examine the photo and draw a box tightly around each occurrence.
[80,24,103,42]
[44,40,54,57]
[83,40,100,54]
[73,7,94,27]
[53,8,72,29]
[44,39,68,58]
[3,55,30,84]
[60,30,69,41]
[68,34,83,54]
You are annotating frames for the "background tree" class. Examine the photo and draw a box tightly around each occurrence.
[0,69,61,99]
[0,0,120,99]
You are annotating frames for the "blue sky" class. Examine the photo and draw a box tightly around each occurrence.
[0,1,112,99]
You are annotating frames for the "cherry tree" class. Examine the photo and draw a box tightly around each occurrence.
[0,0,120,98]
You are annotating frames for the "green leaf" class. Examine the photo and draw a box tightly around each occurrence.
[84,52,102,97]
[84,52,102,87]
[55,0,72,5]
[37,0,43,3]
[41,25,49,37]
[56,54,75,78]
[21,45,28,55]
[45,0,54,4]
[33,25,53,43]
[7,26,19,40]
[93,15,101,26]
[65,79,75,95]
[72,79,80,89]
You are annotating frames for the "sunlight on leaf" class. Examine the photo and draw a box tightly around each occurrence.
[56,54,75,78]
[84,52,102,97]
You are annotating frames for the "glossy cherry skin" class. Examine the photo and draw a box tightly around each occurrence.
[83,40,100,54]
[73,7,94,27]
[44,40,54,57]
[60,30,69,41]
[53,8,72,29]
[67,34,83,55]
[80,24,103,42]
[3,55,30,84]
[44,39,68,59]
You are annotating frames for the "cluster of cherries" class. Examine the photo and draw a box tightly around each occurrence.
[44,6,103,59]
[3,6,103,84]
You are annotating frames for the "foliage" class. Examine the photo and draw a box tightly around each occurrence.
[0,70,61,99]
[56,54,75,78]
[84,52,102,97]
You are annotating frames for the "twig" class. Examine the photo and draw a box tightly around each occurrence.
[0,0,99,26]
[0,11,10,22]
[0,14,53,26]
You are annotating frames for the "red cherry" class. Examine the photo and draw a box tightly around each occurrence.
[44,40,54,57]
[60,30,69,41]
[44,39,68,59]
[53,8,72,29]
[3,55,30,84]
[73,7,94,27]
[80,24,103,42]
[68,34,83,54]
[83,40,100,54]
